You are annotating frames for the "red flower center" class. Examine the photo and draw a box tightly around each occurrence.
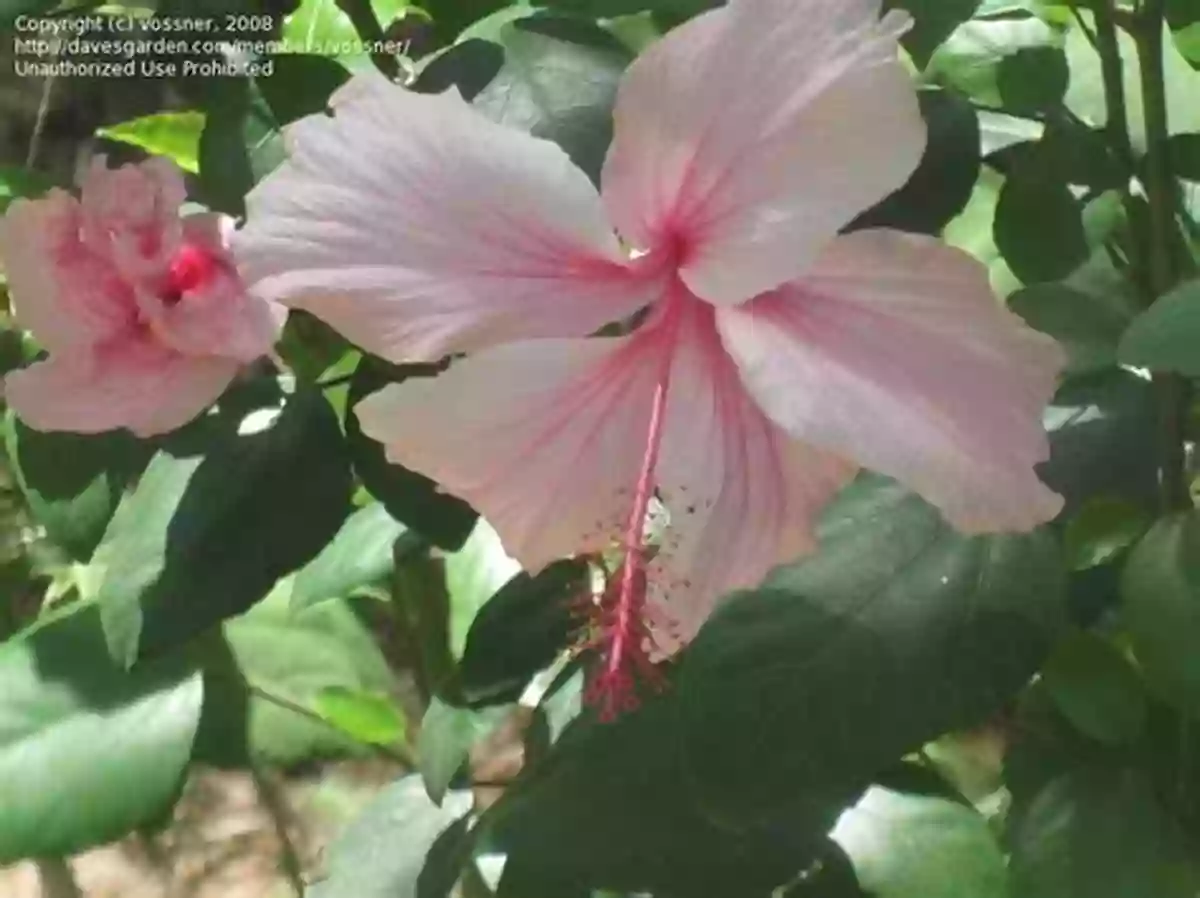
[161,242,220,307]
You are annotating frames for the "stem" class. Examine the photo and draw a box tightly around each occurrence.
[1093,1,1136,173]
[249,765,306,898]
[34,858,82,898]
[1135,0,1194,512]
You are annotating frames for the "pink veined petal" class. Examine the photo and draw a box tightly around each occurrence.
[77,155,186,286]
[355,337,660,572]
[136,212,285,363]
[601,0,925,305]
[716,228,1066,534]
[1,190,135,351]
[4,336,240,438]
[647,300,858,655]
[234,72,656,364]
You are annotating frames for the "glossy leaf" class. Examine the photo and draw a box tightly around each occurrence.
[1009,282,1136,375]
[1117,278,1200,375]
[0,167,57,214]
[1121,512,1200,714]
[315,686,408,747]
[418,697,482,805]
[0,605,203,862]
[831,788,1008,898]
[1009,768,1200,898]
[887,0,982,68]
[1041,632,1147,745]
[95,388,353,666]
[678,475,1065,826]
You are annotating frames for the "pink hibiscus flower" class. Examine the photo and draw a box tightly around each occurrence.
[0,156,285,437]
[233,0,1065,713]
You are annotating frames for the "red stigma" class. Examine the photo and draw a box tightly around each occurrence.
[161,242,219,306]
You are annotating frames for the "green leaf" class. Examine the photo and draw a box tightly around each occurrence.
[291,503,407,613]
[997,45,1069,115]
[459,559,585,706]
[1117,278,1200,375]
[0,166,56,214]
[1121,511,1200,714]
[346,356,477,551]
[0,0,59,28]
[417,697,482,804]
[281,0,412,70]
[315,686,408,746]
[1008,282,1136,375]
[5,414,153,561]
[530,0,718,21]
[94,388,353,666]
[0,604,203,862]
[258,54,352,125]
[444,518,522,658]
[1041,632,1147,745]
[485,690,854,894]
[1009,768,1200,897]
[195,589,395,766]
[887,0,982,68]
[926,15,1061,107]
[470,17,632,185]
[96,112,206,174]
[850,88,980,236]
[831,788,1008,898]
[994,155,1088,283]
[678,475,1065,826]
[308,775,473,898]
[1062,497,1151,571]
[1040,371,1161,518]
[1065,13,1200,151]
[197,78,284,217]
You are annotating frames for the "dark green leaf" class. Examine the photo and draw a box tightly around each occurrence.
[6,414,153,561]
[926,14,1059,104]
[1041,632,1147,745]
[1008,282,1135,375]
[347,356,477,551]
[530,0,718,21]
[678,475,1065,826]
[95,388,353,666]
[886,0,981,68]
[998,46,1069,115]
[468,17,632,185]
[459,559,586,706]
[308,775,473,898]
[197,78,284,217]
[830,788,1008,898]
[291,503,407,612]
[485,691,854,894]
[1009,767,1200,897]
[0,605,203,862]
[444,520,522,659]
[994,160,1088,284]
[1168,132,1200,179]
[850,89,980,235]
[1121,512,1200,714]
[258,54,352,125]
[1062,497,1151,571]
[1040,371,1160,517]
[0,0,59,28]
[1117,278,1200,375]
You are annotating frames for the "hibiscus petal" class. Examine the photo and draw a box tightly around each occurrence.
[5,337,239,438]
[716,229,1066,534]
[648,302,857,654]
[235,73,653,363]
[355,337,662,571]
[1,190,134,351]
[601,0,924,305]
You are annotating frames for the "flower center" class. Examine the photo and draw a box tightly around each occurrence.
[160,242,220,307]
